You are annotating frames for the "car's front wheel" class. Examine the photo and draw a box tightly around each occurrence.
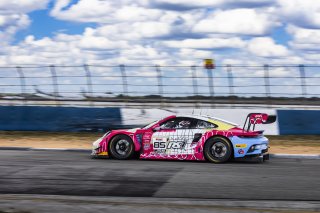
[109,135,135,160]
[204,137,232,163]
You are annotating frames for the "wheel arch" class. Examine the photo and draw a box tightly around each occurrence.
[107,133,135,153]
[108,133,138,159]
[204,135,234,157]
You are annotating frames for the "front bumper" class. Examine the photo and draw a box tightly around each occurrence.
[91,150,109,158]
[91,132,110,157]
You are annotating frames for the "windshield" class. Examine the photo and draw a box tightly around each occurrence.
[142,120,159,129]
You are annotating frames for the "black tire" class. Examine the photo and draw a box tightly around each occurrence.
[204,137,232,163]
[109,135,135,160]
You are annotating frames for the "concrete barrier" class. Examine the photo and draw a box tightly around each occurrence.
[277,110,320,135]
[0,106,121,132]
[0,106,318,135]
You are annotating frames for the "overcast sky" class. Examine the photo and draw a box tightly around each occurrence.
[0,0,320,66]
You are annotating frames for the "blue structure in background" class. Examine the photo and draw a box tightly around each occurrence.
[277,110,320,135]
[0,106,122,132]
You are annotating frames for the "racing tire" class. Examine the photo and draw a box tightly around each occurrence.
[204,137,232,163]
[109,135,135,160]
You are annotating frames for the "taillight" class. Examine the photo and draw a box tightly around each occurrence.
[238,135,260,138]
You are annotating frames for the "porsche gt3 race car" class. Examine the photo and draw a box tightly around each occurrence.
[91,113,276,163]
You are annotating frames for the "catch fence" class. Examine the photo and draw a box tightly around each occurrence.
[0,64,319,107]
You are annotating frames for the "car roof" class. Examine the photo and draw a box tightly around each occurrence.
[175,114,238,126]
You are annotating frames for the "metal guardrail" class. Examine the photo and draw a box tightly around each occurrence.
[0,64,319,107]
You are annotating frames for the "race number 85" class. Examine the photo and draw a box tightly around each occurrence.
[153,141,166,149]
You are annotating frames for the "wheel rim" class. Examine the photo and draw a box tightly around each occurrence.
[211,141,227,158]
[115,139,130,156]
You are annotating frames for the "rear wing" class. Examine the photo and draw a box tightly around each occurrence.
[243,113,277,132]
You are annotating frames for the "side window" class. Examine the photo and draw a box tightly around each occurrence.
[196,120,217,129]
[160,117,195,129]
[160,118,176,129]
[174,118,192,129]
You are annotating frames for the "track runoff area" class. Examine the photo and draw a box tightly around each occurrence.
[0,149,319,213]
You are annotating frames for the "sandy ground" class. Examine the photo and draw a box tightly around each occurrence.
[0,131,319,154]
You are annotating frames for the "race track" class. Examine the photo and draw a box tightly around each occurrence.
[0,150,319,201]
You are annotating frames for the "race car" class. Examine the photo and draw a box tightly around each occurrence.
[91,113,276,163]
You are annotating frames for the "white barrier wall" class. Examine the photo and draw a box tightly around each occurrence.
[121,108,279,135]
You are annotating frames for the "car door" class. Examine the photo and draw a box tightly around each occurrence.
[178,118,217,155]
[151,117,211,155]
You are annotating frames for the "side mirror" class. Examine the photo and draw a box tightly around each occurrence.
[153,126,161,132]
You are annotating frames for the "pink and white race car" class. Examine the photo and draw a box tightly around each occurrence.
[91,113,276,163]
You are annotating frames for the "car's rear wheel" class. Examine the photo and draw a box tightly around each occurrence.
[204,137,232,163]
[109,135,135,160]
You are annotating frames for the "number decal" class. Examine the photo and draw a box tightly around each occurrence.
[152,136,189,152]
[153,141,166,149]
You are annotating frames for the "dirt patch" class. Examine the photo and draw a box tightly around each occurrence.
[268,135,320,154]
[0,131,319,154]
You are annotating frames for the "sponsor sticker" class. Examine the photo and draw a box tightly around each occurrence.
[167,141,186,149]
[143,132,152,140]
[155,149,166,154]
[153,138,167,142]
[235,144,247,148]
[238,149,244,154]
[144,144,150,150]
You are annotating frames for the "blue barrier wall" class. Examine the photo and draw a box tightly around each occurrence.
[0,106,319,134]
[0,106,122,132]
[277,110,320,135]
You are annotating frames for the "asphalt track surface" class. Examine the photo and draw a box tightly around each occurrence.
[0,150,319,201]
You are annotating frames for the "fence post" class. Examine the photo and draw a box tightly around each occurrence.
[119,64,128,97]
[263,65,270,98]
[206,68,214,99]
[191,65,199,108]
[155,65,163,97]
[263,64,272,108]
[226,64,234,108]
[299,64,307,97]
[83,64,93,106]
[49,65,60,106]
[191,66,198,97]
[155,65,164,107]
[16,66,26,104]
[226,64,234,97]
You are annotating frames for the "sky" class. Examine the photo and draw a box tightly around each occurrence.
[0,0,320,66]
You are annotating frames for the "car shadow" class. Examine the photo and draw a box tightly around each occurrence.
[91,155,267,164]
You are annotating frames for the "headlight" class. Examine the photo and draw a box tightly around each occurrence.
[92,131,110,148]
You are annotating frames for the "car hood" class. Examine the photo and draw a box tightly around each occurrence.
[110,128,140,134]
